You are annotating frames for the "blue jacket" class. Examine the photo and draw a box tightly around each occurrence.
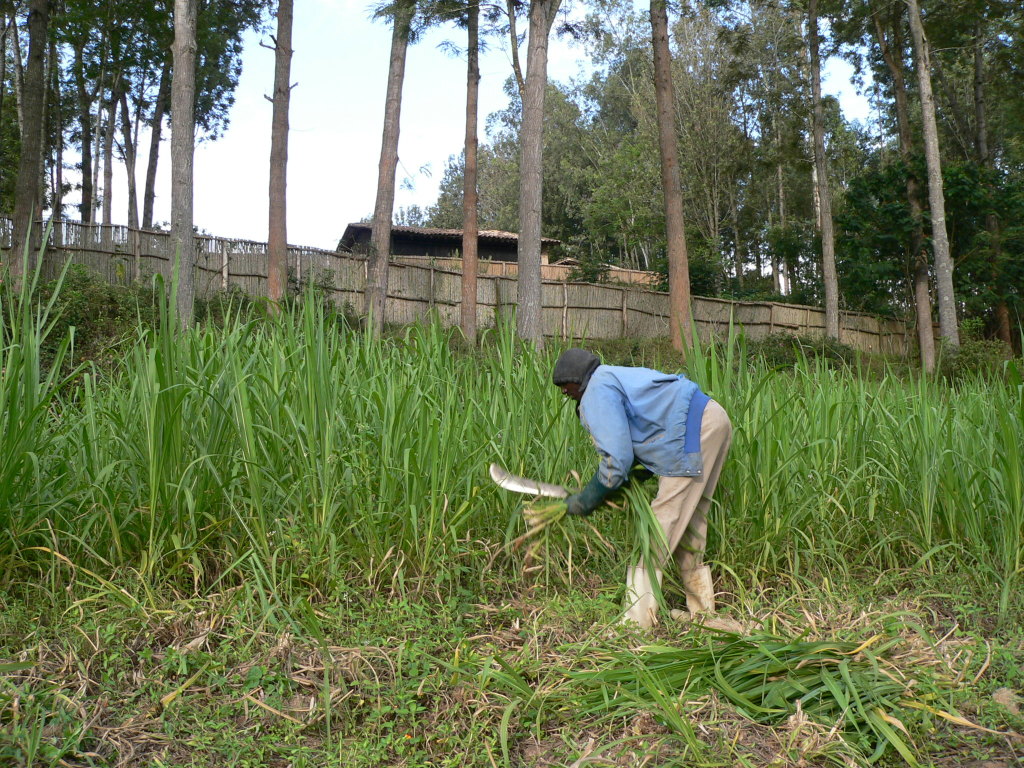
[579,365,710,489]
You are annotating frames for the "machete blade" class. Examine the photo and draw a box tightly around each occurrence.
[489,463,569,499]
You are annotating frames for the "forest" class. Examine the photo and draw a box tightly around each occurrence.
[412,0,1024,356]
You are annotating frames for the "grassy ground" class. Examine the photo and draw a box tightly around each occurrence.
[2,270,1023,766]
[3,576,1022,767]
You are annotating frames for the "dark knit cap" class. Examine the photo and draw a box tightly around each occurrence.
[552,348,601,390]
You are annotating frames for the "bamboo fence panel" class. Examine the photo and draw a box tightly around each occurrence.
[0,218,918,355]
[394,254,661,286]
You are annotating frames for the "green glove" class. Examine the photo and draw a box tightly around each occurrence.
[565,473,616,517]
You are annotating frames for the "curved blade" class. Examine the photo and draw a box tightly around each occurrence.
[489,463,569,499]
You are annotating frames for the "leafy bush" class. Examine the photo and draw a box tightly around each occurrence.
[940,317,1017,381]
[941,338,1015,381]
[747,332,858,368]
[39,265,159,366]
[194,284,259,326]
[566,255,611,284]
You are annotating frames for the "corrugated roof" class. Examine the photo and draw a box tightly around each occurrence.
[340,222,560,247]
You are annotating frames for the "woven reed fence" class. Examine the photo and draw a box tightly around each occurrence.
[393,255,662,287]
[1,219,913,354]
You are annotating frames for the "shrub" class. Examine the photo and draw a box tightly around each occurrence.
[194,285,258,326]
[941,338,1014,381]
[940,317,1016,381]
[39,265,158,367]
[747,332,858,369]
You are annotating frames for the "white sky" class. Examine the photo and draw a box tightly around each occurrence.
[105,0,870,251]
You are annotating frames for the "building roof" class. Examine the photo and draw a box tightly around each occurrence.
[338,222,561,251]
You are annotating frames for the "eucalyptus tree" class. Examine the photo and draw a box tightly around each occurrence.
[863,0,936,370]
[60,2,103,224]
[366,0,417,336]
[142,62,169,229]
[152,0,271,228]
[650,0,692,350]
[267,0,293,307]
[421,0,497,342]
[10,0,49,277]
[427,0,582,347]
[98,0,155,227]
[906,0,959,347]
[516,0,562,347]
[922,0,1023,347]
[171,0,198,327]
[807,0,839,338]
[461,0,481,343]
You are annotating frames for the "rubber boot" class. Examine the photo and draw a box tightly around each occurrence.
[620,566,662,629]
[683,565,715,615]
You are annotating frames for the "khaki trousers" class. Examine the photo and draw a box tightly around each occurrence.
[623,400,732,627]
[654,399,732,576]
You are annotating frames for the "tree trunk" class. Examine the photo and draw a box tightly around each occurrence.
[872,2,935,372]
[0,21,7,161]
[102,91,118,226]
[994,301,1013,354]
[907,0,959,348]
[10,11,24,135]
[506,0,526,99]
[143,59,171,230]
[50,36,63,228]
[731,187,743,288]
[267,0,293,307]
[808,0,839,339]
[91,89,103,220]
[119,91,139,229]
[73,42,94,224]
[10,0,49,277]
[460,0,480,344]
[171,0,198,328]
[516,0,560,348]
[37,31,49,246]
[774,134,785,295]
[650,0,692,351]
[365,0,414,335]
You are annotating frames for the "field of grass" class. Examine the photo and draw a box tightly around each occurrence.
[1,265,1023,766]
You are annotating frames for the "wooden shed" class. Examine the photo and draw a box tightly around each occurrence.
[337,223,561,264]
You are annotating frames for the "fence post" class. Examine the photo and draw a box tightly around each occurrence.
[768,303,775,335]
[131,228,141,282]
[429,262,435,313]
[562,282,568,340]
[221,241,229,291]
[621,287,628,337]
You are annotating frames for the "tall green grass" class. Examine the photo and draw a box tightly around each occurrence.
[1,273,1022,618]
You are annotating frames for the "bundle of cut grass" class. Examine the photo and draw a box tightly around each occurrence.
[509,498,594,584]
[504,480,665,590]
[521,498,568,532]
[572,632,973,766]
